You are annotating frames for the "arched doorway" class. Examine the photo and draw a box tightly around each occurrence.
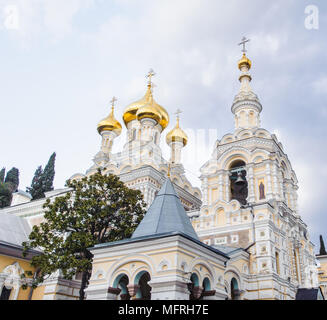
[231,277,241,300]
[199,277,216,300]
[134,271,151,300]
[112,274,130,300]
[229,160,248,205]
[188,273,203,300]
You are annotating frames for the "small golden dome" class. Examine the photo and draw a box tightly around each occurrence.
[238,53,252,70]
[166,116,188,147]
[97,106,122,136]
[122,79,169,130]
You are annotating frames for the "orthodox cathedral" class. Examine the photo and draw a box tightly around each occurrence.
[0,42,325,300]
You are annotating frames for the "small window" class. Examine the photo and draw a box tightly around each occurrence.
[215,237,227,245]
[231,235,239,243]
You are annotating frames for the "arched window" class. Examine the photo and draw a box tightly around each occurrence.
[229,160,248,205]
[134,271,151,300]
[231,277,240,300]
[112,273,130,300]
[188,273,202,300]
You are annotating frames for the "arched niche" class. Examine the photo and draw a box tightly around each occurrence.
[134,271,151,300]
[112,273,130,300]
[189,273,202,300]
[229,160,248,205]
[231,277,241,300]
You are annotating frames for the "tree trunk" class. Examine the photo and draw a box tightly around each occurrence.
[79,270,91,300]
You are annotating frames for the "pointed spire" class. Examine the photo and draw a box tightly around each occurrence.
[231,37,263,130]
[131,178,199,240]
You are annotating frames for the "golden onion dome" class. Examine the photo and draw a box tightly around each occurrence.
[97,106,122,136]
[122,82,169,130]
[136,93,162,124]
[238,53,252,70]
[166,116,188,147]
[122,84,152,126]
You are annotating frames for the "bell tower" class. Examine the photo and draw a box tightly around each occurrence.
[192,38,317,300]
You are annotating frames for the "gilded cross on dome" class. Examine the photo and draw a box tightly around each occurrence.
[110,96,117,108]
[238,37,250,53]
[175,109,183,119]
[146,69,156,86]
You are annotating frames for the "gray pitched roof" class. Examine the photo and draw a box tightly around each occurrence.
[0,213,31,246]
[131,178,199,241]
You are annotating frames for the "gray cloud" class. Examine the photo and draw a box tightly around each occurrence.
[0,0,326,250]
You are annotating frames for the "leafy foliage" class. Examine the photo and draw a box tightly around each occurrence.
[22,169,146,300]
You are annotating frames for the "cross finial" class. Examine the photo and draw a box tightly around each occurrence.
[238,36,250,54]
[175,109,183,119]
[146,68,156,86]
[110,96,117,108]
[174,109,182,127]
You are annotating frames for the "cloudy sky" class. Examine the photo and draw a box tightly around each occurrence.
[0,0,326,251]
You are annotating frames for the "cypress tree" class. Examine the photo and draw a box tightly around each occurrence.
[42,152,56,193]
[0,182,12,208]
[320,235,327,255]
[26,166,45,200]
[5,167,19,193]
[0,168,5,183]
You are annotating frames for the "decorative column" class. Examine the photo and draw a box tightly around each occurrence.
[278,171,285,201]
[265,162,273,199]
[149,276,191,300]
[271,164,277,199]
[107,287,121,300]
[218,172,224,201]
[225,173,230,202]
[191,286,204,300]
[202,178,208,206]
[127,284,140,300]
[247,165,255,203]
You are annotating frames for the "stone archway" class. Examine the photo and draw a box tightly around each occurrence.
[188,273,203,300]
[130,271,151,300]
[231,277,241,300]
[108,273,131,300]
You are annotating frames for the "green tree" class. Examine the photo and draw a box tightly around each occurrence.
[22,169,146,300]
[26,166,45,200]
[5,167,19,193]
[0,182,12,208]
[0,168,5,183]
[42,152,56,193]
[320,235,327,255]
[0,167,19,208]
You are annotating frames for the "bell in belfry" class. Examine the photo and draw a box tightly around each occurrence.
[235,171,246,185]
